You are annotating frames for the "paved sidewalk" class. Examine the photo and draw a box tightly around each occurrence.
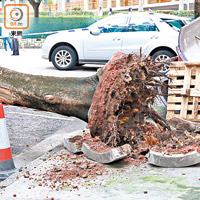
[1,130,200,200]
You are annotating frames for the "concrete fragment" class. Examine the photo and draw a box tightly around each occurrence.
[82,143,131,164]
[148,150,200,168]
[64,131,83,153]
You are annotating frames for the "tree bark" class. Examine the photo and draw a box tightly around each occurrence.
[28,0,41,18]
[195,0,200,19]
[0,67,101,121]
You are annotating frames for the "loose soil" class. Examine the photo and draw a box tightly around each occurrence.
[27,152,110,191]
[69,131,114,153]
[151,145,200,155]
[24,150,145,192]
[84,140,113,153]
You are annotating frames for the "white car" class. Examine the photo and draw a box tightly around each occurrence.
[42,12,186,70]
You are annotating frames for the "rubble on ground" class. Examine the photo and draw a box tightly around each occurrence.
[21,148,145,191]
[64,130,132,163]
[18,152,110,191]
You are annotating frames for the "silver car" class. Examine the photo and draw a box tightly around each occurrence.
[42,12,187,70]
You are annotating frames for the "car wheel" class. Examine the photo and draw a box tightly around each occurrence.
[151,50,175,73]
[51,46,77,70]
[152,50,175,107]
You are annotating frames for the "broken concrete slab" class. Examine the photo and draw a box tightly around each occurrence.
[82,143,131,164]
[64,130,83,153]
[148,150,200,168]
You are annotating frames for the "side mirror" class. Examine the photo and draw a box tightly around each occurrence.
[90,29,101,36]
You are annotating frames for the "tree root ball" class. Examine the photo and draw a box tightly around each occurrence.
[88,52,169,147]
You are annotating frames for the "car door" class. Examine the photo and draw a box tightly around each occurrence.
[83,16,127,60]
[121,17,160,56]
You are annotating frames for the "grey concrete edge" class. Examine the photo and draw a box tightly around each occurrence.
[0,126,84,188]
[148,150,200,168]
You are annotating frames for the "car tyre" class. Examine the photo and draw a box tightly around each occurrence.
[152,50,175,62]
[152,50,175,73]
[51,46,77,70]
[152,50,175,107]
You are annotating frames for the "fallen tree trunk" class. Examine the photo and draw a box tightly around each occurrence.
[0,67,103,121]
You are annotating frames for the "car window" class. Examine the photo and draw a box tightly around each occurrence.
[129,17,158,32]
[99,25,126,33]
[164,19,185,29]
[128,23,157,32]
[128,22,158,32]
[97,17,127,27]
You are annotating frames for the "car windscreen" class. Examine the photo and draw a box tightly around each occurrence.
[163,19,185,29]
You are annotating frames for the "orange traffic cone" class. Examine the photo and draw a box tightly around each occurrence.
[0,100,17,180]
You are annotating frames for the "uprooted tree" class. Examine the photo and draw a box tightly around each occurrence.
[88,52,171,147]
[0,52,171,148]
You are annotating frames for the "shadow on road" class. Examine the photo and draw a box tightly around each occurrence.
[46,64,103,72]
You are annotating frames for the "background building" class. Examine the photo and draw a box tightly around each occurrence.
[0,0,194,13]
[42,0,194,12]
[85,0,194,11]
